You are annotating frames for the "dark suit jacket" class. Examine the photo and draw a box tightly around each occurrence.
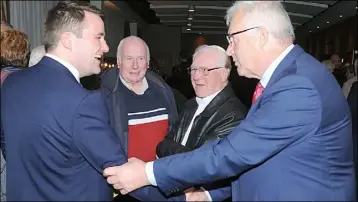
[0,57,168,201]
[151,45,356,200]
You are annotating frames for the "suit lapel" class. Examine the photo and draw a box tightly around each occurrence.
[248,45,305,115]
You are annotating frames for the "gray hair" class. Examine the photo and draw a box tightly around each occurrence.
[29,45,46,67]
[116,36,150,63]
[193,45,231,69]
[225,1,295,44]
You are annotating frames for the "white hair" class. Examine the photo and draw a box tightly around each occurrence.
[29,45,46,67]
[225,1,295,44]
[193,45,231,69]
[116,36,150,63]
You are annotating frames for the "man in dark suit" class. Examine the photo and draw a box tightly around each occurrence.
[1,1,172,201]
[103,1,356,200]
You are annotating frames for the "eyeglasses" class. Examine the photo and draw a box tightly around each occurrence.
[226,27,259,44]
[187,67,225,75]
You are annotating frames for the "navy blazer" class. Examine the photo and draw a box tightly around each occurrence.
[151,45,356,200]
[1,57,169,201]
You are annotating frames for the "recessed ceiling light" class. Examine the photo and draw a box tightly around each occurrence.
[187,28,191,31]
[340,15,342,17]
[187,23,191,26]
[188,17,193,20]
[327,21,329,24]
[309,31,312,33]
[356,6,357,9]
[317,26,320,28]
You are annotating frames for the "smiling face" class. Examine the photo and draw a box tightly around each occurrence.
[191,49,230,98]
[117,38,149,84]
[71,11,109,77]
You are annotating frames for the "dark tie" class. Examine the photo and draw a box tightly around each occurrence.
[252,82,264,104]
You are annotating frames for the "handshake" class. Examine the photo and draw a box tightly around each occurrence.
[103,157,210,201]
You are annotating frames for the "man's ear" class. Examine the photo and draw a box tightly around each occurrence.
[257,27,269,50]
[59,32,73,50]
[117,58,121,69]
[221,68,230,83]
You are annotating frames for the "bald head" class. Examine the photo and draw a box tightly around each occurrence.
[117,36,150,63]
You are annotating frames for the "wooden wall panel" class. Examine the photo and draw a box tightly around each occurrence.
[300,15,357,62]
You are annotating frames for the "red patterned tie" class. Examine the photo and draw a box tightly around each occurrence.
[252,82,264,104]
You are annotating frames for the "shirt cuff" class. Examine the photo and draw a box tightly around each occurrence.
[145,161,157,186]
[200,187,213,201]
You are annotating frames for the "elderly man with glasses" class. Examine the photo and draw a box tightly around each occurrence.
[156,45,247,201]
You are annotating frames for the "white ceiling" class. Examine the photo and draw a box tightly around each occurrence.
[148,0,357,35]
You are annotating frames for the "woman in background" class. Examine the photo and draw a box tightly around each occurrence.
[1,29,30,202]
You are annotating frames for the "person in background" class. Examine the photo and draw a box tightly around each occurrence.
[28,45,46,67]
[1,30,29,80]
[167,49,195,99]
[1,26,30,202]
[342,59,357,97]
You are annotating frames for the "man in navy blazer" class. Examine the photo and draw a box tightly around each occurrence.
[104,1,356,200]
[0,1,177,201]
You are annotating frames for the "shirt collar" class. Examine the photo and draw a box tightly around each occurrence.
[119,75,148,95]
[260,44,294,88]
[45,53,80,83]
[195,88,223,106]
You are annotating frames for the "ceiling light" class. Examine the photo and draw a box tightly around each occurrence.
[317,26,320,28]
[309,31,312,33]
[188,5,195,12]
[356,6,357,9]
[327,21,329,24]
[187,28,191,31]
[340,15,342,17]
[187,23,192,26]
[188,13,194,21]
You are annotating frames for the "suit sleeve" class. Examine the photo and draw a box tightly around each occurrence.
[152,76,321,195]
[207,186,231,201]
[72,91,127,173]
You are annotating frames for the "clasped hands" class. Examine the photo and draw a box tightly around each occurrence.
[103,157,209,201]
[103,157,149,195]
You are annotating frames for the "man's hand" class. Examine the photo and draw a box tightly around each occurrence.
[184,187,209,201]
[103,157,150,195]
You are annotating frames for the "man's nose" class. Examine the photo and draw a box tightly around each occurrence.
[102,39,109,53]
[226,43,233,56]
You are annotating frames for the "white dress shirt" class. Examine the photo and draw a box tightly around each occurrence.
[260,44,294,87]
[181,90,221,146]
[145,44,295,197]
[45,53,80,83]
